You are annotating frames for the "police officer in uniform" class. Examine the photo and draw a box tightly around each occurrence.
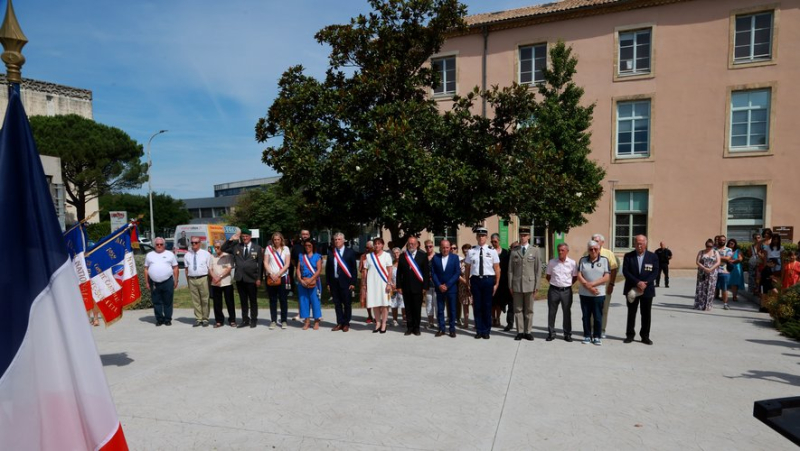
[465,227,500,339]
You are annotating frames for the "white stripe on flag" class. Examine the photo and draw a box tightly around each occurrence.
[0,259,123,450]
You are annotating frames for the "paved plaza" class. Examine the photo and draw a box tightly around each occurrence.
[94,276,799,450]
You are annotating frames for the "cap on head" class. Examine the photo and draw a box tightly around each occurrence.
[518,227,531,235]
[240,227,252,236]
[473,226,488,236]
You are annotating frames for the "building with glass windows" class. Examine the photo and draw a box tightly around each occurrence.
[416,0,798,268]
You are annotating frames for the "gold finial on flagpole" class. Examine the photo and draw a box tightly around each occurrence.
[0,0,28,84]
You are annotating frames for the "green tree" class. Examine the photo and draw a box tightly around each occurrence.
[257,1,603,247]
[30,114,146,221]
[227,185,304,238]
[99,192,191,235]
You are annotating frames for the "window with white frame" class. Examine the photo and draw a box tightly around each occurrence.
[616,100,651,158]
[730,89,770,150]
[431,56,456,95]
[727,185,766,242]
[519,44,547,84]
[618,28,651,76]
[433,227,457,250]
[614,190,648,250]
[733,11,773,64]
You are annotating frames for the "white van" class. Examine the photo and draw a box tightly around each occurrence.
[173,224,239,266]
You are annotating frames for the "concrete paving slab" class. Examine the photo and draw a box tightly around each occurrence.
[93,276,799,450]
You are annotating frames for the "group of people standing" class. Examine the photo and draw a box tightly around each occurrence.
[144,226,664,345]
[694,229,800,312]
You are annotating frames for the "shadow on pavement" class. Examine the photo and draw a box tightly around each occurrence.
[726,370,800,386]
[137,315,158,325]
[101,352,134,367]
[746,339,800,350]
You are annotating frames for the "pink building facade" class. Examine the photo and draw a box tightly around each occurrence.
[418,0,800,268]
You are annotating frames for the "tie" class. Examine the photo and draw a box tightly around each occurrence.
[522,246,526,256]
[479,247,484,276]
[193,252,197,271]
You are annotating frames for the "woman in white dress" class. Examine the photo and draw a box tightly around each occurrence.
[362,238,394,333]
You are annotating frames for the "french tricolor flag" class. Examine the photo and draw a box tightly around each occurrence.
[85,226,141,325]
[0,89,128,449]
[64,223,94,312]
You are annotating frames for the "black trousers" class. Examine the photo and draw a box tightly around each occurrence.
[212,285,235,324]
[547,287,573,337]
[405,291,424,333]
[626,296,652,339]
[656,265,670,286]
[330,283,352,326]
[237,281,258,322]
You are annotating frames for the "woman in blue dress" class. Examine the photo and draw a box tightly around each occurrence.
[295,240,323,330]
[726,238,744,302]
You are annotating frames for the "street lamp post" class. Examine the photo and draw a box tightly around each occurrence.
[147,130,168,241]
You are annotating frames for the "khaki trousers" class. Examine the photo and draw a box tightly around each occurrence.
[512,291,535,334]
[188,276,210,321]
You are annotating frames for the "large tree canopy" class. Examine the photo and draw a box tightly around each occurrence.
[257,0,604,247]
[30,114,146,221]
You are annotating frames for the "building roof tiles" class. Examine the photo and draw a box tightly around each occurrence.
[464,0,625,27]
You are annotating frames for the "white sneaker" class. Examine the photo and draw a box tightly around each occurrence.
[280,322,287,330]
[601,333,607,339]
[582,337,591,344]
[593,338,602,346]
[392,320,399,327]
[269,322,276,330]
[723,304,730,310]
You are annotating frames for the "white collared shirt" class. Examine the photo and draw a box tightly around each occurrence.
[466,244,499,276]
[441,254,450,271]
[186,248,212,277]
[546,257,578,288]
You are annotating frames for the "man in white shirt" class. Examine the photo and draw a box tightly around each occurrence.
[465,227,500,339]
[185,237,213,327]
[144,237,179,327]
[545,243,578,342]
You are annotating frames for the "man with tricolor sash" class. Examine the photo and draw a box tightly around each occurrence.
[326,232,358,331]
[396,236,430,336]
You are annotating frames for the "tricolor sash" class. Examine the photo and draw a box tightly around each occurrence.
[369,252,390,284]
[268,245,287,281]
[405,251,424,282]
[333,248,352,279]
[303,253,322,291]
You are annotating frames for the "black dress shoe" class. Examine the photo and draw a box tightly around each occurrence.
[414,331,421,336]
[482,334,490,339]
[514,333,523,341]
[474,333,482,339]
[503,325,512,332]
[156,321,163,327]
[623,337,633,343]
[545,335,555,342]
[435,331,445,337]
[250,321,257,328]
[405,331,413,336]
[238,320,250,329]
[642,338,653,345]
[165,321,172,326]
[564,336,573,342]
[449,332,456,338]
[524,334,534,341]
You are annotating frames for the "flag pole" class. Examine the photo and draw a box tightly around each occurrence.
[0,0,27,93]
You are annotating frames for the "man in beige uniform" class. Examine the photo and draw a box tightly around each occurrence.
[507,227,541,341]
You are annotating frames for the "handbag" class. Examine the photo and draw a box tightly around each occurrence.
[266,276,282,286]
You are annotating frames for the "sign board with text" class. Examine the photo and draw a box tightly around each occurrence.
[774,226,794,241]
[109,211,127,232]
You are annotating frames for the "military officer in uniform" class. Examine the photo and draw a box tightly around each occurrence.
[507,227,541,341]
[222,228,264,328]
[465,227,500,339]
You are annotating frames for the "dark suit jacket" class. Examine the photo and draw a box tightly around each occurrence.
[622,250,660,298]
[397,250,430,295]
[221,240,263,283]
[326,246,358,289]
[431,253,460,294]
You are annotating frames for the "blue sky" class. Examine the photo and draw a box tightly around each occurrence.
[15,0,540,199]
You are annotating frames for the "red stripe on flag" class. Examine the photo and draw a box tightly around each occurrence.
[121,275,141,308]
[99,423,129,451]
[80,281,94,311]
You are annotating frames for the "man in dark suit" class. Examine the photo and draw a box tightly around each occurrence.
[396,236,430,336]
[431,239,460,337]
[622,234,659,345]
[326,232,358,332]
[221,228,264,328]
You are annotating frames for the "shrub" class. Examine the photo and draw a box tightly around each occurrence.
[766,284,800,340]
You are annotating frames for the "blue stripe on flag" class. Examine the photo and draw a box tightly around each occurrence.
[0,89,70,377]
